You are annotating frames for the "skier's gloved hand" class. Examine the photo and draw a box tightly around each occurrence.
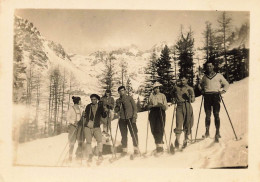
[158,103,166,110]
[147,104,153,109]
[132,117,137,123]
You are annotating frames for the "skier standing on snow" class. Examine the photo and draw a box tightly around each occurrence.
[66,96,84,162]
[100,89,115,135]
[147,82,168,153]
[82,94,107,162]
[199,61,229,141]
[114,86,139,156]
[172,76,195,149]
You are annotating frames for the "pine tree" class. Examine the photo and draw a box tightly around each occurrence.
[143,50,158,103]
[156,45,174,101]
[226,23,249,82]
[136,97,142,112]
[119,58,128,86]
[99,53,117,95]
[203,22,217,63]
[126,77,134,96]
[217,12,232,81]
[175,28,195,87]
[13,37,27,103]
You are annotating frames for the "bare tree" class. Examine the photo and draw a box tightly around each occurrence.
[217,12,232,81]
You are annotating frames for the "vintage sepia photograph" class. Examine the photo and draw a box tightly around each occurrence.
[11,9,250,169]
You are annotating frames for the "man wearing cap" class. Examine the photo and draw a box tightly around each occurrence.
[100,89,115,135]
[172,76,195,149]
[199,61,229,141]
[82,94,107,162]
[147,82,168,153]
[114,86,138,156]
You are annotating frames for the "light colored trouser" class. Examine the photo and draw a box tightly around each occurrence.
[84,127,103,156]
[101,110,114,132]
[68,124,84,156]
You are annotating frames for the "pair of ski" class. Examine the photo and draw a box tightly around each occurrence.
[167,137,206,155]
[202,135,220,143]
[109,153,146,163]
[86,157,104,166]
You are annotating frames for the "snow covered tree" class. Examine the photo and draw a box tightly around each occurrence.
[156,45,174,101]
[175,28,195,87]
[13,38,27,103]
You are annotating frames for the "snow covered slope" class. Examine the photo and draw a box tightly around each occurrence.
[15,78,248,168]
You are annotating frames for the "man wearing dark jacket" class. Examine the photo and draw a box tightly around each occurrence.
[82,94,107,162]
[114,86,138,156]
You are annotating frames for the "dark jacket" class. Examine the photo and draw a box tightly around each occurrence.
[83,102,107,128]
[114,95,137,120]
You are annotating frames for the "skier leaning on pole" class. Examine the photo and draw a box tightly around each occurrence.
[198,60,229,142]
[114,86,139,156]
[172,76,195,149]
[147,82,168,153]
[66,96,84,162]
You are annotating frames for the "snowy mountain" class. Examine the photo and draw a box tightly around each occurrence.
[14,77,248,168]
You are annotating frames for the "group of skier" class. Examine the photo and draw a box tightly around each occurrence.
[66,60,229,163]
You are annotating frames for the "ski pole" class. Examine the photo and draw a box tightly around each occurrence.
[159,107,169,152]
[219,94,238,140]
[112,104,122,158]
[80,115,85,165]
[194,95,204,142]
[145,110,150,154]
[57,124,79,166]
[168,103,176,150]
[107,108,109,134]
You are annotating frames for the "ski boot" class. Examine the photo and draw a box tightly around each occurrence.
[120,148,128,157]
[204,127,210,138]
[174,139,180,149]
[87,154,93,163]
[68,155,72,162]
[134,147,140,155]
[182,133,188,149]
[156,147,164,153]
[215,129,221,138]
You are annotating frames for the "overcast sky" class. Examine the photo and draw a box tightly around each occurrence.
[15,9,249,56]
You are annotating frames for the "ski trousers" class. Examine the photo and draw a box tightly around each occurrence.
[68,124,84,156]
[204,93,221,130]
[84,127,103,156]
[174,102,194,135]
[149,107,166,145]
[119,118,139,148]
